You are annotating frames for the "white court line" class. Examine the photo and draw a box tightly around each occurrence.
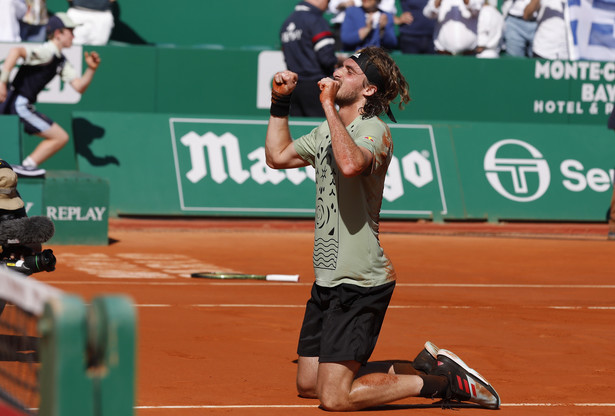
[136,405,318,409]
[134,304,615,310]
[44,281,615,289]
[137,304,305,308]
[134,403,615,409]
[399,283,615,289]
[504,403,615,407]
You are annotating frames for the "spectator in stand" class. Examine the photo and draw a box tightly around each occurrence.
[66,0,116,45]
[523,0,569,59]
[340,0,398,52]
[331,0,415,50]
[329,0,359,50]
[376,0,413,26]
[0,0,27,42]
[280,0,341,117]
[475,0,504,58]
[19,0,48,42]
[501,0,537,57]
[398,0,436,54]
[423,0,483,55]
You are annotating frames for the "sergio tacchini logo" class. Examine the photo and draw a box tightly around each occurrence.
[484,139,551,202]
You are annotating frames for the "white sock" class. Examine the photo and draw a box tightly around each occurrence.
[22,156,37,168]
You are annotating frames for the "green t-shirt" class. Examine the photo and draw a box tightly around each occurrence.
[293,115,397,288]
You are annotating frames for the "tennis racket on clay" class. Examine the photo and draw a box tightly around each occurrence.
[190,272,299,282]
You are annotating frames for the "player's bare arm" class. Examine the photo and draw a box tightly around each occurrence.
[265,71,308,169]
[0,47,27,102]
[70,51,101,94]
[318,77,373,177]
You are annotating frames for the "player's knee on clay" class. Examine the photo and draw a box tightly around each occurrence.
[296,371,317,398]
[296,379,317,398]
[318,389,352,412]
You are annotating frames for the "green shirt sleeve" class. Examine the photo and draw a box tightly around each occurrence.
[292,123,324,166]
[352,118,393,174]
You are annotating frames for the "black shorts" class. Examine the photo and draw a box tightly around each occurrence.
[297,281,395,365]
[0,91,53,135]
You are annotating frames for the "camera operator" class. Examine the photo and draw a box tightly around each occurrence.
[0,160,56,276]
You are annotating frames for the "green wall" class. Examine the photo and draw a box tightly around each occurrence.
[46,0,296,49]
[74,112,614,222]
[0,116,21,163]
[21,45,615,174]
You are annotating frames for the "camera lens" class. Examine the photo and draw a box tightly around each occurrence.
[23,249,56,273]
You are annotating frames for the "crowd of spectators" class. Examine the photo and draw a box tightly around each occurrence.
[0,0,116,45]
[0,0,576,59]
[322,0,570,59]
[277,0,572,117]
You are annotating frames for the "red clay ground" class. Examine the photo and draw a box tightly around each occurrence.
[40,218,614,415]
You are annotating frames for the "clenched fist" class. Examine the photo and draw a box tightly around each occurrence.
[318,77,340,107]
[272,71,298,96]
[84,51,101,70]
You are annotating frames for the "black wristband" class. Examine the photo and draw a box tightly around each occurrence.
[270,90,292,118]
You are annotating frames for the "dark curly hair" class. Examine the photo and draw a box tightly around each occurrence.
[357,47,411,120]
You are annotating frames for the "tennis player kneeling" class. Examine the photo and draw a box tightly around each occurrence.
[264,45,500,411]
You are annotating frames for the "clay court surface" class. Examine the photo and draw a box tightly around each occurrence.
[41,218,613,416]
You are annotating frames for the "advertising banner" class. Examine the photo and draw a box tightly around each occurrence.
[453,122,615,221]
[75,112,614,222]
[170,117,450,218]
[75,113,454,219]
[18,172,109,245]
